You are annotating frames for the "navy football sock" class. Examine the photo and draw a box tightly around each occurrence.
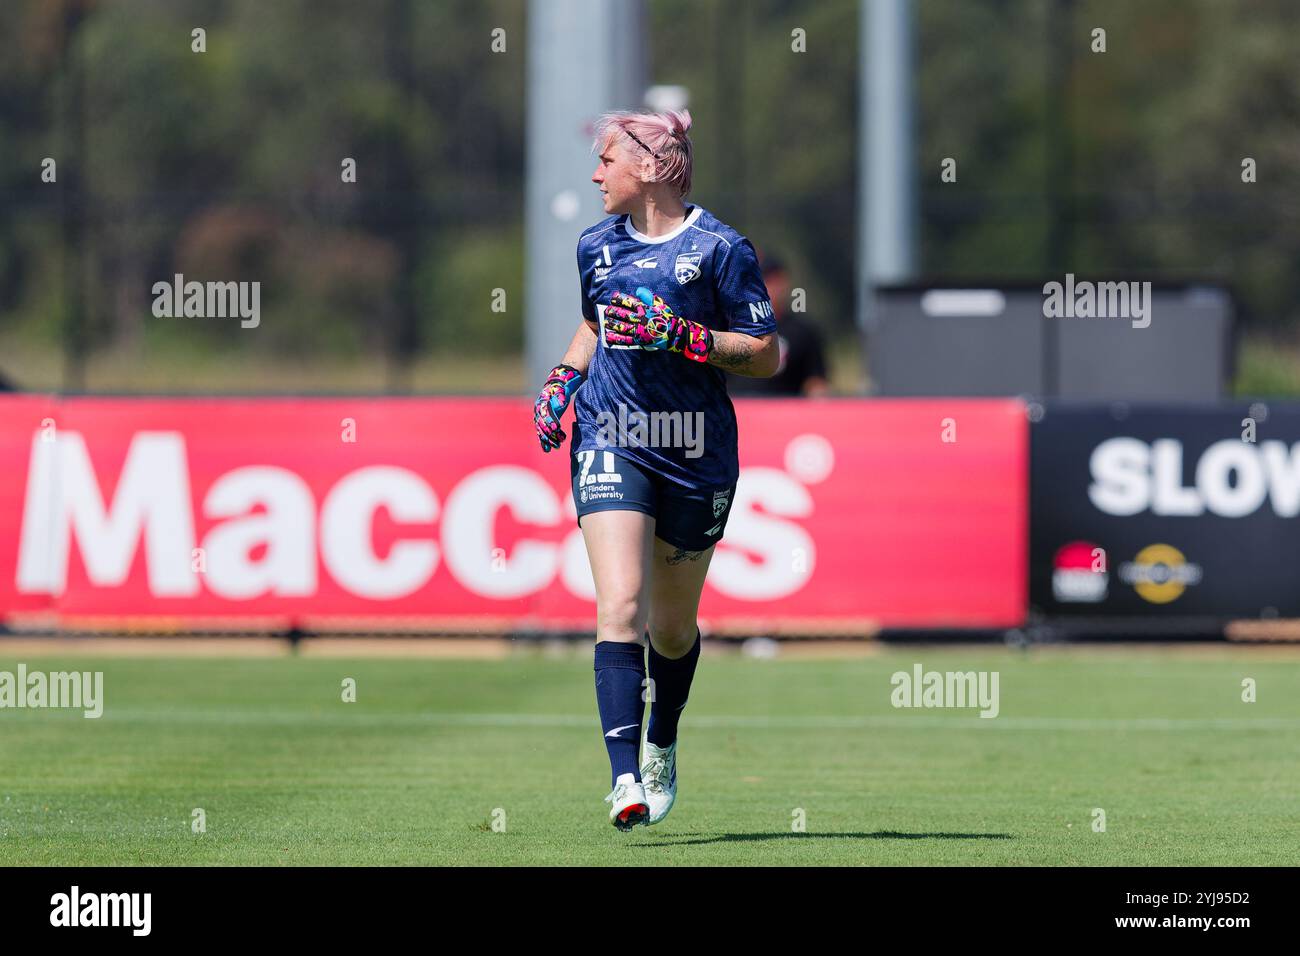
[594,641,647,786]
[646,628,701,747]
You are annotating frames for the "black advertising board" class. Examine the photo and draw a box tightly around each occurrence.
[869,283,1232,400]
[1030,403,1300,620]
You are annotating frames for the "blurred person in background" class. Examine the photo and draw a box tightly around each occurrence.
[531,107,778,832]
[728,253,830,397]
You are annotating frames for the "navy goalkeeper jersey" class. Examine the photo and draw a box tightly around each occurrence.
[571,204,775,490]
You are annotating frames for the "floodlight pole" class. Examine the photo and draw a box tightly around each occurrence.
[524,0,647,388]
[856,0,918,391]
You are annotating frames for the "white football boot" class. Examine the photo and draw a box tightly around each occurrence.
[604,773,649,831]
[640,740,677,825]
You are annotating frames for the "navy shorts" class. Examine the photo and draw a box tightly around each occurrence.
[570,449,736,552]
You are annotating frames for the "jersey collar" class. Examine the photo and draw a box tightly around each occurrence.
[622,204,703,244]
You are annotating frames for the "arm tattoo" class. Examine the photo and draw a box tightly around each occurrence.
[574,325,596,366]
[708,333,762,373]
[562,320,598,372]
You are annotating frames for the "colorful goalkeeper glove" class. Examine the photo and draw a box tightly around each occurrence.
[533,363,583,452]
[604,287,713,363]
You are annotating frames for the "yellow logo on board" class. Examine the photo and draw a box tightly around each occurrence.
[1118,544,1203,604]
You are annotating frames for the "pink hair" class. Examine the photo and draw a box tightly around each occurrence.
[592,108,694,197]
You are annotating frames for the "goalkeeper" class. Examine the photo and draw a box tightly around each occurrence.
[531,108,779,831]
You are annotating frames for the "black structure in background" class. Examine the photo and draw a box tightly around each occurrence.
[866,281,1234,400]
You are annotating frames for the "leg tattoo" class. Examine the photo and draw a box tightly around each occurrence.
[666,547,706,565]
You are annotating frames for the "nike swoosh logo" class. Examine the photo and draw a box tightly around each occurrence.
[605,723,639,738]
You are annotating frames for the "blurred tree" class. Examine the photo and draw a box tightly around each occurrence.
[2,0,1300,394]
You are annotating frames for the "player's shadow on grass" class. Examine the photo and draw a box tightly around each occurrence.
[635,830,1014,847]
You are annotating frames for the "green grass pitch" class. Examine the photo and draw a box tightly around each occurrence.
[2,644,1297,865]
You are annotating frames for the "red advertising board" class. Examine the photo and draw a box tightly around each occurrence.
[0,395,1027,633]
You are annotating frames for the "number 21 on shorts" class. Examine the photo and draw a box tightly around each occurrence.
[577,450,623,486]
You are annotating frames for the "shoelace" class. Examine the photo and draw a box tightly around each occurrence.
[642,755,671,792]
[604,783,628,804]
